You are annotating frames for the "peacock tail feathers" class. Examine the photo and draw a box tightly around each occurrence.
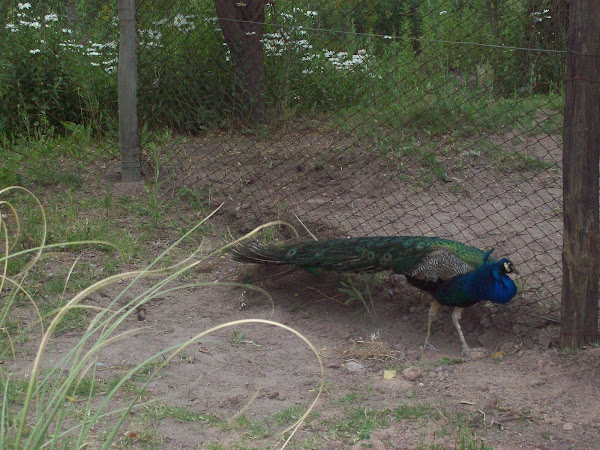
[231,236,493,278]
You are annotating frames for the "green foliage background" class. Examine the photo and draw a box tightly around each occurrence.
[0,0,565,139]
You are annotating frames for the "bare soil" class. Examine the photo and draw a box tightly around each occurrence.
[5,127,600,449]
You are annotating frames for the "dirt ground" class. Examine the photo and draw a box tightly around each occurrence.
[6,126,600,448]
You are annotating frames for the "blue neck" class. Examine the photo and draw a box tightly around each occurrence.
[436,261,517,305]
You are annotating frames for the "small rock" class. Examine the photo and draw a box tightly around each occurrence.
[402,314,410,322]
[562,422,574,431]
[469,350,487,360]
[402,366,424,381]
[501,341,517,353]
[433,365,444,373]
[345,361,366,374]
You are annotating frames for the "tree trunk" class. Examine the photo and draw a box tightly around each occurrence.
[215,0,266,123]
[561,0,600,349]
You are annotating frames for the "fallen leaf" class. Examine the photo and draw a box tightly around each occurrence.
[490,351,504,360]
[383,369,397,379]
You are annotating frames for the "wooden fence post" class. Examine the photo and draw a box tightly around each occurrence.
[118,0,141,182]
[561,0,600,349]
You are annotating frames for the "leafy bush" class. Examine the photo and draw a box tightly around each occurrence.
[0,1,118,138]
[0,1,565,139]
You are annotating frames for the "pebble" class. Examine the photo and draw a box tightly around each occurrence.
[433,365,444,373]
[345,361,366,374]
[469,350,487,360]
[562,422,574,431]
[402,366,424,381]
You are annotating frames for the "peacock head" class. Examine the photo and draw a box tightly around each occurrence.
[499,258,516,275]
[487,258,517,303]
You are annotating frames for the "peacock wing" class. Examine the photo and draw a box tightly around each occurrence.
[406,248,475,282]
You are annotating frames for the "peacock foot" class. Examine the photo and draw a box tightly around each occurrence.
[424,343,440,352]
[461,346,488,360]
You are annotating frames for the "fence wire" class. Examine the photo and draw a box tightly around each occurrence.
[134,0,566,322]
[0,0,119,185]
[0,1,570,329]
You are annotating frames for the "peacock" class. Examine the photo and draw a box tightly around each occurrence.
[231,236,517,357]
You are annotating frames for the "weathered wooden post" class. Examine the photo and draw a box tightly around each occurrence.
[118,0,141,182]
[561,0,600,349]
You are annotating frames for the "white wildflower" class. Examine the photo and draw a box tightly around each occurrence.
[62,28,73,34]
[173,14,187,27]
[87,51,101,56]
[351,54,364,64]
[305,11,317,17]
[245,31,256,35]
[91,62,100,66]
[30,21,41,29]
[148,30,162,40]
[29,48,40,54]
[44,13,58,22]
[153,18,168,25]
[439,10,447,15]
[302,69,313,74]
[18,2,31,9]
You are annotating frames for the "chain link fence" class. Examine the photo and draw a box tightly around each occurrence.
[1,1,570,331]
[134,1,566,325]
[0,0,119,185]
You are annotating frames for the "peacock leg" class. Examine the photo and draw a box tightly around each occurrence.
[451,307,487,358]
[424,301,441,351]
[451,307,472,356]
